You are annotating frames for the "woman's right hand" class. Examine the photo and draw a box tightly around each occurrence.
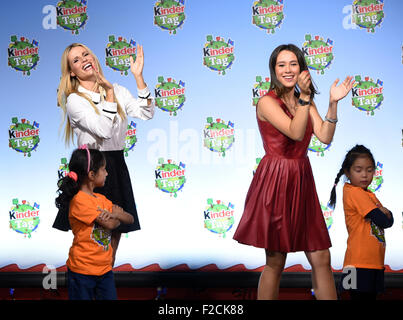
[93,63,114,96]
[297,70,311,96]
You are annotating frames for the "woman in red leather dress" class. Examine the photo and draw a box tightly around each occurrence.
[233,44,354,300]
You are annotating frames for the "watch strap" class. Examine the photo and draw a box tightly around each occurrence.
[297,98,310,106]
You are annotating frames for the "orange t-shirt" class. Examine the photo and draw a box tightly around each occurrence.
[66,191,113,276]
[342,183,386,270]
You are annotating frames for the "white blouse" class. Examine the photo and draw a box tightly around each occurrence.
[66,84,155,151]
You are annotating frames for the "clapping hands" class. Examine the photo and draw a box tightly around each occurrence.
[330,76,355,103]
[297,70,312,96]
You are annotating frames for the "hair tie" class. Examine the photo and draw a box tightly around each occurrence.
[67,171,78,182]
[78,144,91,173]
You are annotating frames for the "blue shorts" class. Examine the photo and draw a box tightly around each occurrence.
[67,269,117,300]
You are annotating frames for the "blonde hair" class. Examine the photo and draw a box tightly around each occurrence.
[57,43,126,146]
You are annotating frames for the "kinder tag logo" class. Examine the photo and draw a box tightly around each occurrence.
[252,0,285,34]
[155,76,186,116]
[204,199,235,238]
[302,34,334,75]
[351,75,384,116]
[57,157,69,186]
[203,117,235,157]
[9,199,40,238]
[203,35,235,75]
[9,117,40,157]
[124,121,137,157]
[308,134,331,157]
[321,202,334,230]
[105,35,136,76]
[153,0,186,34]
[368,161,384,192]
[7,36,39,76]
[155,158,186,197]
[351,0,385,33]
[56,0,88,34]
[252,76,271,106]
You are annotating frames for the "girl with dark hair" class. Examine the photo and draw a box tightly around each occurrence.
[329,144,393,300]
[233,43,354,300]
[56,145,134,300]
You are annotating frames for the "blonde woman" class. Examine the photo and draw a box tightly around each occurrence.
[53,43,154,267]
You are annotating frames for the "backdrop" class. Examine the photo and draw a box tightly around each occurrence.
[1,0,402,272]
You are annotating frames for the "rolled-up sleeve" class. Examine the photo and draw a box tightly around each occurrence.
[117,84,155,120]
[66,93,118,140]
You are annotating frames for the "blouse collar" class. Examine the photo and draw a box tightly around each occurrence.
[78,85,102,103]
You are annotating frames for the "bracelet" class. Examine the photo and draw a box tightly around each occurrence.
[297,98,310,106]
[325,116,338,124]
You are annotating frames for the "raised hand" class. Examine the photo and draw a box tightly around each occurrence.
[130,45,144,79]
[330,76,355,103]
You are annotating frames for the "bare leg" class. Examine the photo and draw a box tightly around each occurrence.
[305,249,337,300]
[111,231,122,268]
[257,250,287,300]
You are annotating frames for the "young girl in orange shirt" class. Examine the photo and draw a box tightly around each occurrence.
[55,145,133,300]
[329,145,394,300]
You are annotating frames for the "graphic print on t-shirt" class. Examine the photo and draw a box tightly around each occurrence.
[91,222,111,251]
[370,221,385,246]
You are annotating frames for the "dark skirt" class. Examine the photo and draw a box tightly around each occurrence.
[53,150,140,233]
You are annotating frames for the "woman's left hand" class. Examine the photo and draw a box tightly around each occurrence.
[329,76,355,103]
[130,45,144,79]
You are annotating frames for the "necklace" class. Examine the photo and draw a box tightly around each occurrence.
[283,99,297,114]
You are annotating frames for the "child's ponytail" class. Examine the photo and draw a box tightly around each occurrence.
[328,167,345,209]
[54,171,81,230]
[55,172,80,211]
[54,147,106,230]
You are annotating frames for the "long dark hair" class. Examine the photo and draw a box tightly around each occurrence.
[269,43,318,100]
[328,145,375,209]
[55,148,106,218]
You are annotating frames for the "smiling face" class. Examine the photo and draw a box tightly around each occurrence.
[274,50,301,89]
[345,156,375,190]
[67,45,97,81]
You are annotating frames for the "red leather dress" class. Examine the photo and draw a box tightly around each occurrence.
[233,91,331,252]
